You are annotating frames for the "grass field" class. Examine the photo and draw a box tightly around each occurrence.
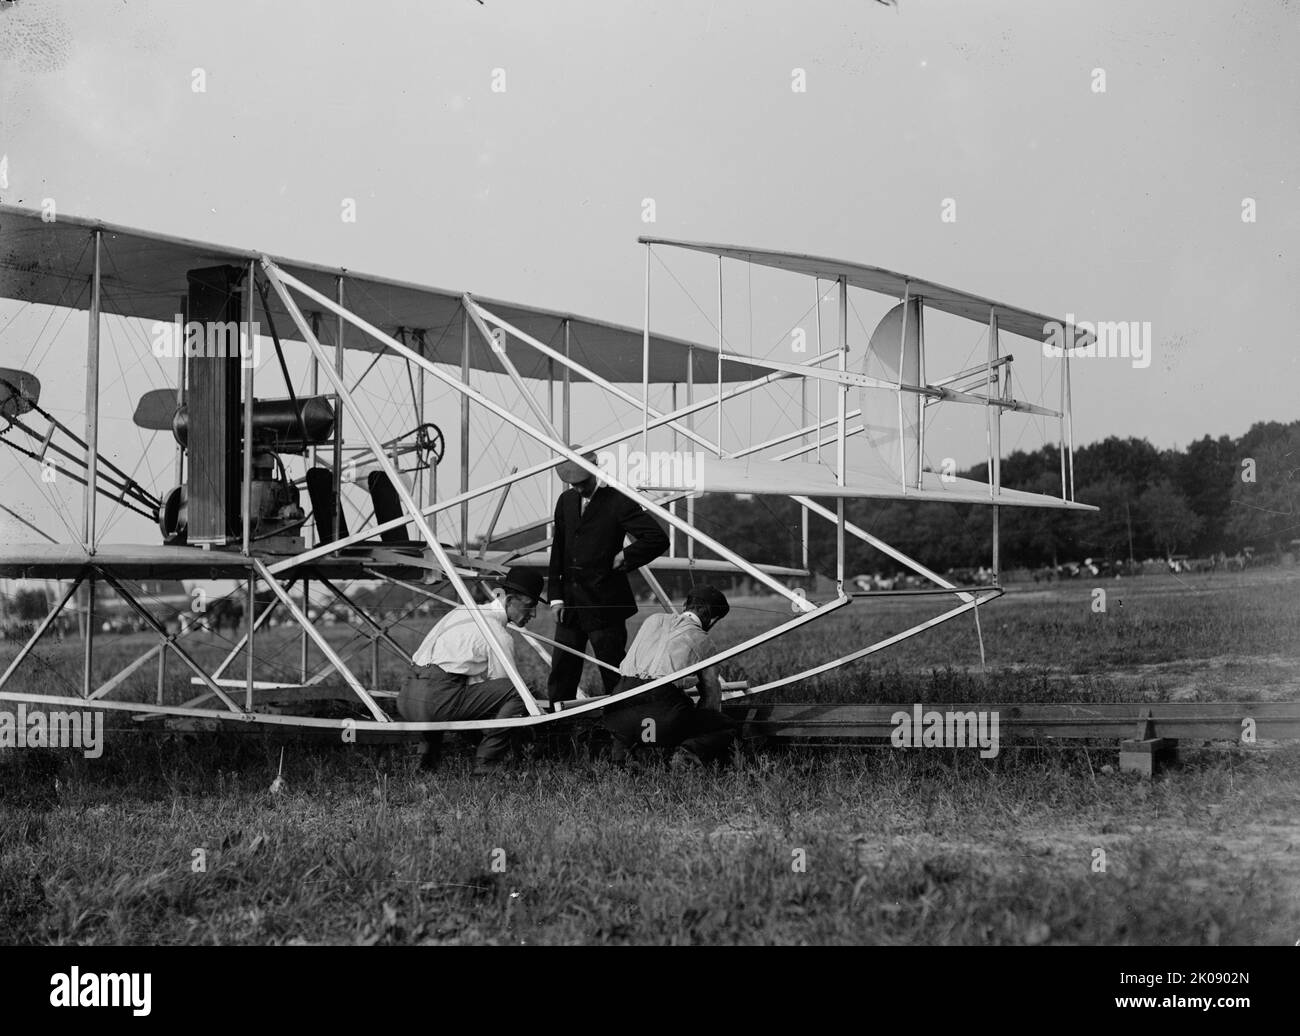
[2,568,1298,944]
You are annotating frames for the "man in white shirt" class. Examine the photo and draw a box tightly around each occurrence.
[602,585,737,766]
[399,567,544,775]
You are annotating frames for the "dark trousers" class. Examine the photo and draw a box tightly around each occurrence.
[545,621,627,702]
[602,676,737,763]
[398,664,526,764]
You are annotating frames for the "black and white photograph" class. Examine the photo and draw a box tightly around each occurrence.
[0,0,1296,990]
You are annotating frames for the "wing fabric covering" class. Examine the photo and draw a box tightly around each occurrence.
[0,205,770,385]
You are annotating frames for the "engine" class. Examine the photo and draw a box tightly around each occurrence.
[157,265,333,551]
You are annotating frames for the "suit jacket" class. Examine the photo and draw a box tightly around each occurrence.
[549,485,669,631]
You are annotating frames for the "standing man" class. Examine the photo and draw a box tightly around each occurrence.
[399,566,544,775]
[546,450,669,703]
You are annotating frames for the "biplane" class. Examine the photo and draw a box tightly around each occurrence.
[0,204,1095,738]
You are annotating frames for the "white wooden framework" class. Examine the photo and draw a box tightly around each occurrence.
[0,207,1095,736]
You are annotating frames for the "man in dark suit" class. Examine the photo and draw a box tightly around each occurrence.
[546,451,669,704]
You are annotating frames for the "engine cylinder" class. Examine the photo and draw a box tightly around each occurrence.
[172,395,335,452]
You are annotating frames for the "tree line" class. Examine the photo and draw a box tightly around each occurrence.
[684,419,1300,576]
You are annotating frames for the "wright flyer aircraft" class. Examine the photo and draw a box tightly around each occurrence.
[0,205,1095,737]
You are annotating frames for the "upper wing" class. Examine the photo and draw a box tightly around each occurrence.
[638,236,1096,346]
[0,205,769,384]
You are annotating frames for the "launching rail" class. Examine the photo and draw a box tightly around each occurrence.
[722,701,1300,742]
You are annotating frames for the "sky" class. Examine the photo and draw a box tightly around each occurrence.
[1,0,1298,548]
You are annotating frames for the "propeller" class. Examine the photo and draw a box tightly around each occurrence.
[133,387,181,431]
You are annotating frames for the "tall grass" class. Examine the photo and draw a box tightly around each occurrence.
[1,570,1296,944]
[2,735,1297,945]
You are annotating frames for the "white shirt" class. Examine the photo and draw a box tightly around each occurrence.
[412,597,515,683]
[620,611,711,679]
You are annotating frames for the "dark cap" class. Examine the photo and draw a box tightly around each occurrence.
[556,448,598,485]
[684,584,729,621]
[499,566,545,604]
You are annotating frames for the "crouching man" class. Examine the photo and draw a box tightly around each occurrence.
[602,585,737,766]
[399,567,544,776]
